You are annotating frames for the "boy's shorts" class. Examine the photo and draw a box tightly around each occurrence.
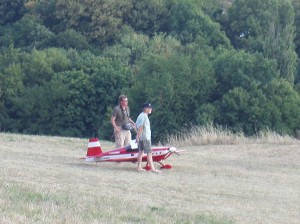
[138,140,152,153]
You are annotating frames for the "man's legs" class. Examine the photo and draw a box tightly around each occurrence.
[117,130,131,148]
[123,130,131,147]
[114,129,121,148]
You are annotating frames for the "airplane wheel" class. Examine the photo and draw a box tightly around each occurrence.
[161,164,172,169]
[144,165,151,171]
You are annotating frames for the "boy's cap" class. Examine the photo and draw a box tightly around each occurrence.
[143,103,152,109]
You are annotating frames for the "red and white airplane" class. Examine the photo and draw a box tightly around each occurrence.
[82,138,184,170]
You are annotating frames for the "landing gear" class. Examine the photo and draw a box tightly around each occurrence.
[143,162,173,170]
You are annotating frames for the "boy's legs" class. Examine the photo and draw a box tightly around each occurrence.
[137,150,144,170]
[146,153,155,171]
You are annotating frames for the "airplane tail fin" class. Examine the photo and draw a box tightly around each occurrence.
[87,138,102,156]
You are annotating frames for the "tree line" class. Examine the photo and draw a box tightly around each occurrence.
[0,0,300,142]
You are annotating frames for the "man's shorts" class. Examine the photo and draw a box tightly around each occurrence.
[138,140,152,153]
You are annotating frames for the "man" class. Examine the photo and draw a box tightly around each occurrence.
[111,95,135,148]
[136,103,161,173]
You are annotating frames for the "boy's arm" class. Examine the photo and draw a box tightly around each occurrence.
[136,126,143,142]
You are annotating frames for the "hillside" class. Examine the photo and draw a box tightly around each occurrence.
[0,133,299,224]
[1,0,300,141]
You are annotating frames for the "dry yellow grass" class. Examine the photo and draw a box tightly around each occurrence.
[0,132,299,224]
[166,125,300,146]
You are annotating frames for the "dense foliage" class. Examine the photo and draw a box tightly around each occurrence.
[0,0,299,142]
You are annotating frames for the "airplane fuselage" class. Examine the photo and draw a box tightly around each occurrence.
[83,138,182,169]
[86,145,175,163]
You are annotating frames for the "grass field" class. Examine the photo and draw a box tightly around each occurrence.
[0,132,299,224]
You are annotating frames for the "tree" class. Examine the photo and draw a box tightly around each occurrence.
[35,0,131,46]
[21,48,70,87]
[102,27,150,66]
[11,14,54,49]
[48,50,133,138]
[0,0,27,25]
[7,83,68,134]
[226,0,297,82]
[50,29,89,50]
[128,35,216,142]
[30,0,59,29]
[1,47,133,137]
[211,47,300,135]
[291,0,300,57]
[213,49,279,99]
[0,45,23,102]
[264,80,300,134]
[211,48,286,135]
[0,47,73,133]
[218,87,269,135]
[195,0,233,20]
[168,0,230,48]
[0,46,24,132]
[123,0,171,36]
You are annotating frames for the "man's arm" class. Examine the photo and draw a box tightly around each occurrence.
[128,117,136,132]
[111,116,120,132]
[127,107,135,127]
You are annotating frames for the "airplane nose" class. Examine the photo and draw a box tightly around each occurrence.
[169,147,176,152]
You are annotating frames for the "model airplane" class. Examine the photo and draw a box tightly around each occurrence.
[82,138,184,170]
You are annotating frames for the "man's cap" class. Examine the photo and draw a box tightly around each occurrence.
[143,103,152,109]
